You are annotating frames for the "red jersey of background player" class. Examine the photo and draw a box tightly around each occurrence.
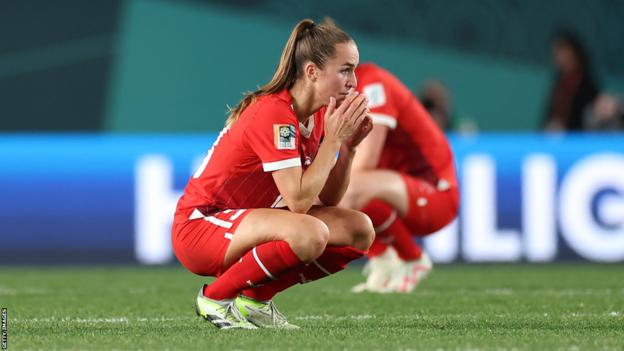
[174,89,324,223]
[355,63,455,185]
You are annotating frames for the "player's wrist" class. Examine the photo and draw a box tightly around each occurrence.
[322,136,342,150]
[341,143,357,156]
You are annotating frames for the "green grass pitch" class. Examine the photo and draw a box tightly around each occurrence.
[1,264,622,350]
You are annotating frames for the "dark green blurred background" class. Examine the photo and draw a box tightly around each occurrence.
[2,0,623,132]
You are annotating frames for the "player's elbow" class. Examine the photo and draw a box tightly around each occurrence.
[287,201,312,214]
[318,193,341,207]
[284,196,314,214]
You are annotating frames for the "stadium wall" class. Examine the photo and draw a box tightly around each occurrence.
[3,0,623,133]
[105,0,624,133]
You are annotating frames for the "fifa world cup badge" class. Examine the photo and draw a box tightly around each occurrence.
[274,124,296,150]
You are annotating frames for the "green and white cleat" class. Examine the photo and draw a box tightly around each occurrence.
[235,295,300,329]
[195,285,257,330]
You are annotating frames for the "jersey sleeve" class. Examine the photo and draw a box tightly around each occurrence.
[359,78,399,130]
[244,102,302,172]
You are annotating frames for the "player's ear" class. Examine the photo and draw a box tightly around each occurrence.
[304,62,318,82]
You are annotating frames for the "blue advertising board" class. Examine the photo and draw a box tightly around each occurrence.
[1,133,622,264]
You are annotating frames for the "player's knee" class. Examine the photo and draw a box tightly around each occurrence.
[426,189,460,234]
[287,215,329,262]
[441,188,460,225]
[349,210,375,251]
[449,189,460,218]
[307,218,330,258]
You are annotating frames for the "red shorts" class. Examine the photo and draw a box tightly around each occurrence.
[399,170,459,236]
[172,209,251,277]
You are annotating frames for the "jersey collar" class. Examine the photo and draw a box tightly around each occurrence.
[276,89,294,109]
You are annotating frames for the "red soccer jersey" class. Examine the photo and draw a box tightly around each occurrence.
[174,89,325,223]
[355,63,454,184]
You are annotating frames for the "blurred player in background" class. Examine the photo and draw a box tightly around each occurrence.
[341,63,459,293]
[543,30,599,131]
[172,19,374,329]
[420,79,454,131]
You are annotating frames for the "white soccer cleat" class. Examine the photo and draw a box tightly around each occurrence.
[195,285,258,330]
[352,247,401,293]
[387,251,433,293]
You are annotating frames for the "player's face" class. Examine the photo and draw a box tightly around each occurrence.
[316,41,359,107]
[553,42,577,73]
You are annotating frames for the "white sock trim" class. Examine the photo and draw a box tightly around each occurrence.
[312,260,332,276]
[374,210,397,233]
[252,247,276,280]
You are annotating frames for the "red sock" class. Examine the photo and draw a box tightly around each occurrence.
[361,199,422,260]
[241,245,365,301]
[368,239,388,257]
[360,199,393,257]
[389,218,422,261]
[203,240,301,300]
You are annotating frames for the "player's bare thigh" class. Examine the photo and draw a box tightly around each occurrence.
[306,206,374,251]
[224,208,329,268]
[343,170,409,216]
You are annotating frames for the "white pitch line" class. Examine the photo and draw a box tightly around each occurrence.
[483,288,514,295]
[11,311,622,325]
[12,316,196,323]
[0,286,48,295]
[435,288,621,297]
[293,312,624,321]
[293,314,376,321]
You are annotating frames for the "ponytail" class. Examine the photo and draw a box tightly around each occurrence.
[225,18,351,127]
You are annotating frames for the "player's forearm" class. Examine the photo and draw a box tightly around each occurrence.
[319,144,355,205]
[290,139,342,213]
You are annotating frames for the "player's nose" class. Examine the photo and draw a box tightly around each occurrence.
[347,73,357,89]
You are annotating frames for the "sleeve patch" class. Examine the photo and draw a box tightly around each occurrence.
[273,124,296,150]
[363,83,386,108]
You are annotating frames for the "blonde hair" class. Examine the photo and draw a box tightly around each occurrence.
[225,18,352,127]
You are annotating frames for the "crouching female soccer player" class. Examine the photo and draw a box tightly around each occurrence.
[343,63,460,293]
[172,19,374,330]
